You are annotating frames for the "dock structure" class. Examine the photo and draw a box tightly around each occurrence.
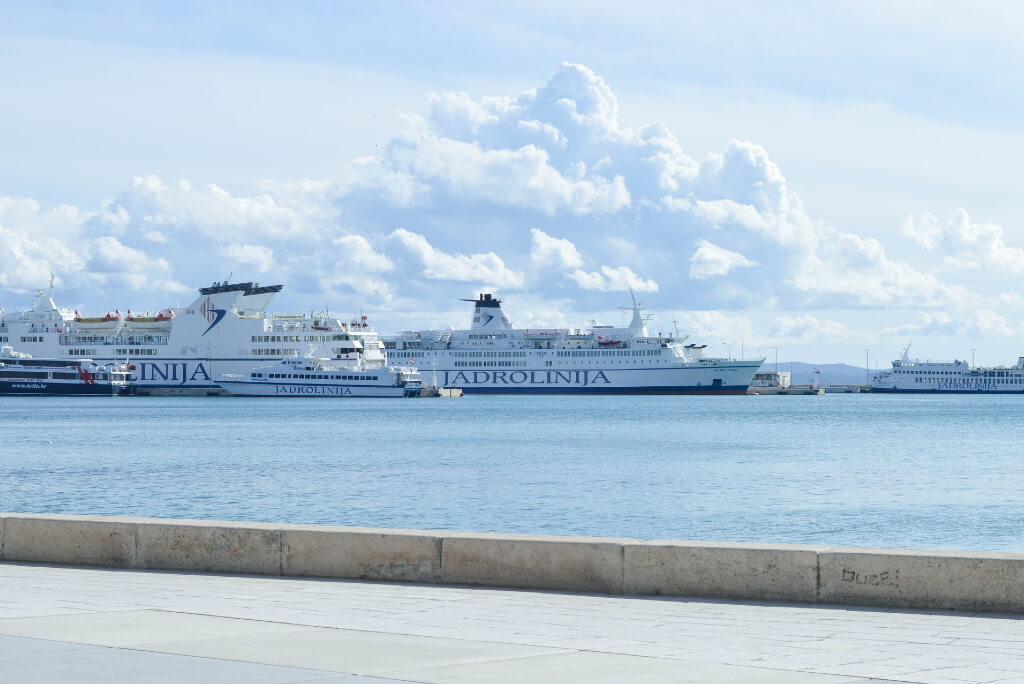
[748,386,824,395]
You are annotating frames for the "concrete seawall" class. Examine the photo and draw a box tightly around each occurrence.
[2,514,1022,613]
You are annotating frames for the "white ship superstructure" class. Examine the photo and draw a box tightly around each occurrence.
[871,344,1024,393]
[0,278,387,395]
[384,292,764,394]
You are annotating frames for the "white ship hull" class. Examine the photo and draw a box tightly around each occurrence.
[217,380,414,398]
[410,362,759,394]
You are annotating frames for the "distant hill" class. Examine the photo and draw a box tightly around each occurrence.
[761,361,870,387]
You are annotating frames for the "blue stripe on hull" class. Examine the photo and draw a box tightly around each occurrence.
[456,385,751,395]
[871,387,1024,394]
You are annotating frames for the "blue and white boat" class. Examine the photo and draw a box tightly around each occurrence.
[216,357,422,398]
[871,343,1024,393]
[0,346,134,396]
[384,292,763,395]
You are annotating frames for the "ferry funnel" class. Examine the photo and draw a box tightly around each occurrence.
[462,293,514,331]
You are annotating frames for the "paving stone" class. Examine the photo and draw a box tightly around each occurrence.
[2,562,1024,682]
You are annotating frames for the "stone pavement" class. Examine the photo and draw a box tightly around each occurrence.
[1,562,1024,683]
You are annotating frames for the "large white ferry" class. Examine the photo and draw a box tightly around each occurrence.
[384,293,763,394]
[0,277,389,395]
[871,344,1024,393]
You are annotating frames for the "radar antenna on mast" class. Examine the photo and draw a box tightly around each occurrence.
[618,286,653,336]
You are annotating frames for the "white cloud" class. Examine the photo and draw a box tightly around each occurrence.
[769,315,855,342]
[223,244,274,273]
[390,228,524,288]
[569,265,657,292]
[387,137,630,215]
[880,310,1018,338]
[689,239,756,279]
[530,228,583,269]
[333,234,394,272]
[903,209,1024,274]
[672,310,755,343]
[789,228,958,308]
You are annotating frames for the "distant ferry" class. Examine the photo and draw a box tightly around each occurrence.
[217,357,422,398]
[384,292,763,394]
[0,346,133,396]
[0,276,389,395]
[871,344,1024,393]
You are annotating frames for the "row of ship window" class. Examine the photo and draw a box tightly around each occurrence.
[902,370,1022,377]
[250,335,354,343]
[247,349,300,356]
[556,349,660,357]
[453,361,527,368]
[917,377,1022,383]
[58,336,169,344]
[114,348,158,356]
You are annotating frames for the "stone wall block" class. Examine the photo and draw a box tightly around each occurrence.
[1,514,135,567]
[282,527,441,582]
[135,520,281,574]
[624,541,822,602]
[819,548,1024,612]
[441,533,625,593]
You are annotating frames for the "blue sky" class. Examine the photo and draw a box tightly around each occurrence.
[4,1,1024,367]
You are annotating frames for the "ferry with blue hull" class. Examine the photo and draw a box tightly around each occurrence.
[385,293,763,395]
[0,277,391,395]
[871,344,1024,394]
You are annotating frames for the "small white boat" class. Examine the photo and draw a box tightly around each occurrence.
[216,357,422,398]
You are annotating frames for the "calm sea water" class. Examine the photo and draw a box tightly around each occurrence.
[2,393,1022,551]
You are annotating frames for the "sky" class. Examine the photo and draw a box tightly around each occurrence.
[3,1,1024,367]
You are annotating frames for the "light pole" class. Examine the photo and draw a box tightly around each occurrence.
[769,346,781,373]
[865,348,870,386]
[723,341,737,361]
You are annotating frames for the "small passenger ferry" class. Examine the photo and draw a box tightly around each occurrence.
[871,343,1024,393]
[216,357,422,398]
[0,346,135,395]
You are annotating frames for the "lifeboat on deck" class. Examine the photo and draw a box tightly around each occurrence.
[73,309,124,333]
[124,308,174,331]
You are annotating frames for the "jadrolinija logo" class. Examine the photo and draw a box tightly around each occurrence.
[199,296,227,336]
[443,369,612,386]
